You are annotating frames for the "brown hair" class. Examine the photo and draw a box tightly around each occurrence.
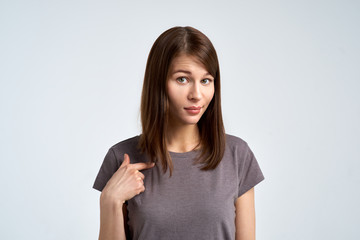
[139,26,225,176]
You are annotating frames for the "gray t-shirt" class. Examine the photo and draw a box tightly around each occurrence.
[93,134,264,240]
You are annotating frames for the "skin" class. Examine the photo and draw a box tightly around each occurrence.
[99,154,154,240]
[166,53,215,152]
[98,53,256,240]
[236,187,256,240]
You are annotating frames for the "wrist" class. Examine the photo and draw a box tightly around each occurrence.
[100,191,125,209]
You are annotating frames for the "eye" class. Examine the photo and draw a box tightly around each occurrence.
[176,77,188,84]
[201,78,213,85]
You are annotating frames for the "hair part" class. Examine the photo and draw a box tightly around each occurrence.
[139,26,225,176]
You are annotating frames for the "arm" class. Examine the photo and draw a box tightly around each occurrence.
[99,194,126,240]
[235,187,256,240]
[98,154,155,240]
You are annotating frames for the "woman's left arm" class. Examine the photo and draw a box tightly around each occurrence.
[235,187,255,240]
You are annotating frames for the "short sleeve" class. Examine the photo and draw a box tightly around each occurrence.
[93,148,121,192]
[238,145,265,197]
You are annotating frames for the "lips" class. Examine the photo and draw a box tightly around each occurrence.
[184,106,201,110]
[184,106,202,115]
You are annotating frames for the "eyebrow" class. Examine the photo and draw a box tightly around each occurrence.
[172,69,212,77]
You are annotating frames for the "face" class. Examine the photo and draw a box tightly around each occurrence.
[166,53,215,126]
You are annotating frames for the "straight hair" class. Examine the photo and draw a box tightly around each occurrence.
[139,26,225,176]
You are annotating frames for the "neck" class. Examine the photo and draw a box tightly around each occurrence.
[166,123,201,153]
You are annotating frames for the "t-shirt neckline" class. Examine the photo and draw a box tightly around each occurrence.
[169,149,200,159]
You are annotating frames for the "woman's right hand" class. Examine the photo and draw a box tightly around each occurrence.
[100,153,155,206]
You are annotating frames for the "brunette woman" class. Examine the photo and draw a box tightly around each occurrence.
[93,26,265,240]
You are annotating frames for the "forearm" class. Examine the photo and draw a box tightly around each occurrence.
[99,194,126,240]
[235,188,256,240]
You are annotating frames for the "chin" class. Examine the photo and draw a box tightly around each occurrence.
[169,113,204,126]
[182,117,202,125]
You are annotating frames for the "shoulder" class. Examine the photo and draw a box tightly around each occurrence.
[109,135,142,162]
[110,135,140,151]
[225,133,250,152]
[223,133,256,164]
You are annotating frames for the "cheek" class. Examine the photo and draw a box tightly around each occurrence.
[168,84,187,103]
[206,87,215,103]
[167,86,182,106]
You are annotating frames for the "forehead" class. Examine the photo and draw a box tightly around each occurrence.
[169,53,207,72]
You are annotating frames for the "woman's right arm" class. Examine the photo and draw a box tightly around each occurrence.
[98,154,155,240]
[99,194,127,240]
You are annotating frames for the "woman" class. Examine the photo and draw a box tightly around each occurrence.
[93,26,265,240]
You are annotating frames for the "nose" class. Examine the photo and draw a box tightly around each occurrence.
[188,82,201,101]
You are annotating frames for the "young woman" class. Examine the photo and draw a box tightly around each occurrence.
[93,26,265,240]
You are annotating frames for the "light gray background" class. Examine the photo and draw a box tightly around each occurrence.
[1,0,359,239]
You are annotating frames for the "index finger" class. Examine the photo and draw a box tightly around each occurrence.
[131,162,155,171]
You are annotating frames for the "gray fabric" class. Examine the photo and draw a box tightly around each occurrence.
[93,134,264,240]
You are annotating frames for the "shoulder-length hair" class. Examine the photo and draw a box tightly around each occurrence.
[139,26,225,176]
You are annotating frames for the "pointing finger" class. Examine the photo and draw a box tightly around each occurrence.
[132,162,155,171]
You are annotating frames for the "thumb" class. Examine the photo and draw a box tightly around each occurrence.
[121,153,130,167]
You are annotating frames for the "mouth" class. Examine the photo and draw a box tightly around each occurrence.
[184,106,202,115]
[184,106,202,110]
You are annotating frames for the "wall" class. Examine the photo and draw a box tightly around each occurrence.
[0,0,359,239]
